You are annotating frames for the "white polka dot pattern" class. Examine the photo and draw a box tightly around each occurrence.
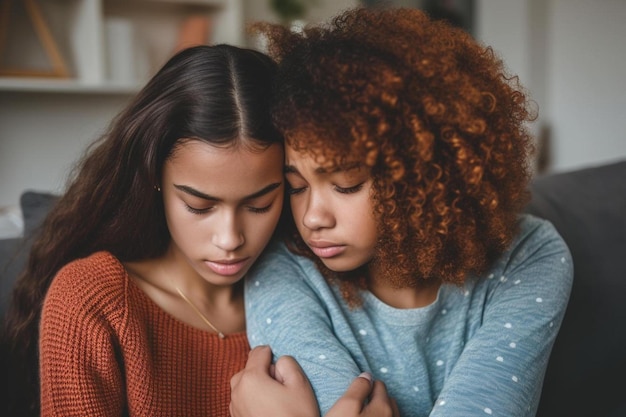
[243,216,573,417]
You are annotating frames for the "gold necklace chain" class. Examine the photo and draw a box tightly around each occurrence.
[175,286,226,339]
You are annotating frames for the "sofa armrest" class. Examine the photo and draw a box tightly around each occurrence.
[527,160,626,417]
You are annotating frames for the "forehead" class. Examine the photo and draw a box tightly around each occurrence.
[165,140,283,196]
[285,146,368,180]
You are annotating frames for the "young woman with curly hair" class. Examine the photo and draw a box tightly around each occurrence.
[231,7,573,417]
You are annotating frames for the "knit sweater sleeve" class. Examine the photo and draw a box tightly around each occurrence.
[40,252,128,417]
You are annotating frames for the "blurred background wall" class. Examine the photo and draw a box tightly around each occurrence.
[0,0,625,209]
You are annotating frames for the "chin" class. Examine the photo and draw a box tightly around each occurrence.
[320,258,360,273]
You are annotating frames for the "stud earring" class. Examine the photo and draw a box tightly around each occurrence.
[154,185,161,192]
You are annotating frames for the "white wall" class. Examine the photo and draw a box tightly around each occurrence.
[547,0,626,171]
[242,0,358,47]
[243,0,357,24]
[477,0,626,173]
[2,0,626,209]
[0,93,132,207]
[0,0,359,209]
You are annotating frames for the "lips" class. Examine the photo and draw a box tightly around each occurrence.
[307,241,346,258]
[205,258,250,276]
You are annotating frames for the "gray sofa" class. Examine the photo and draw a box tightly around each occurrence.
[0,191,58,319]
[1,160,625,416]
[525,160,626,417]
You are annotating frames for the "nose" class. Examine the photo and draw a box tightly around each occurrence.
[212,211,245,252]
[301,192,335,231]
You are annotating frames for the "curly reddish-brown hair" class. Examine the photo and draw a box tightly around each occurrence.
[255,7,535,299]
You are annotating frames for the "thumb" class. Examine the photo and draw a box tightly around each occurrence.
[245,345,273,371]
[230,345,272,389]
[273,355,311,388]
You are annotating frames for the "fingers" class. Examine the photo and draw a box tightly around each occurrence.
[364,379,397,417]
[325,372,374,416]
[230,349,320,417]
[341,372,375,404]
[391,398,400,417]
[368,377,388,402]
[273,354,309,386]
[245,345,273,371]
[230,369,242,389]
[230,345,272,390]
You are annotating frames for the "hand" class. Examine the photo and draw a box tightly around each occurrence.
[325,373,400,417]
[230,345,320,417]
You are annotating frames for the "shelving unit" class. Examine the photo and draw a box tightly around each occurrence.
[0,0,246,208]
[0,0,244,94]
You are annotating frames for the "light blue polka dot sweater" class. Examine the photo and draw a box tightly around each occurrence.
[245,214,573,417]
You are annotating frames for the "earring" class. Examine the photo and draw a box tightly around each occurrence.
[154,185,161,192]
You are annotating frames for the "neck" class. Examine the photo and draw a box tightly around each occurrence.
[124,248,245,335]
[368,281,440,309]
[160,247,245,334]
[367,262,440,309]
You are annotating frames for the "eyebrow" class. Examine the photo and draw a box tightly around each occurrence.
[173,182,282,201]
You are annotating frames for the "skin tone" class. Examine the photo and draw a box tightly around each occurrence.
[285,145,439,309]
[231,345,398,417]
[284,153,378,274]
[124,138,396,416]
[230,143,405,417]
[125,139,284,335]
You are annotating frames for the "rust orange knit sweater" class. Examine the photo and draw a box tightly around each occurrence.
[39,251,250,417]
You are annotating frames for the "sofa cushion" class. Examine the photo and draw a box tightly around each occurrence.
[527,160,626,417]
[0,191,58,319]
[20,191,58,236]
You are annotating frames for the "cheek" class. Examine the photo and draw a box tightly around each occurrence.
[162,194,208,247]
[351,198,379,244]
[351,210,377,237]
[166,206,200,247]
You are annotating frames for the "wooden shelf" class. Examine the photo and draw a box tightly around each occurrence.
[0,0,242,94]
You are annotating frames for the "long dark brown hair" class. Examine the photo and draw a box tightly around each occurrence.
[1,44,280,417]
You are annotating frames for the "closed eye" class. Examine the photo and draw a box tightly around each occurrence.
[287,183,306,195]
[185,204,213,215]
[248,203,273,214]
[335,183,364,194]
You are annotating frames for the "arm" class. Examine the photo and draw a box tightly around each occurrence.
[428,219,574,416]
[245,242,371,414]
[39,266,125,417]
[229,345,398,417]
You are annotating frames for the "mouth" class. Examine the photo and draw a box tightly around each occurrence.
[205,258,250,276]
[307,241,346,259]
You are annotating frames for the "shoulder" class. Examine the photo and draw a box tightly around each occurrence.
[52,251,126,288]
[508,214,573,268]
[245,240,340,329]
[516,213,565,244]
[481,214,574,302]
[248,240,324,287]
[46,251,128,310]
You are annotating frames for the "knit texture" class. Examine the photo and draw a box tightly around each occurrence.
[39,251,249,417]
